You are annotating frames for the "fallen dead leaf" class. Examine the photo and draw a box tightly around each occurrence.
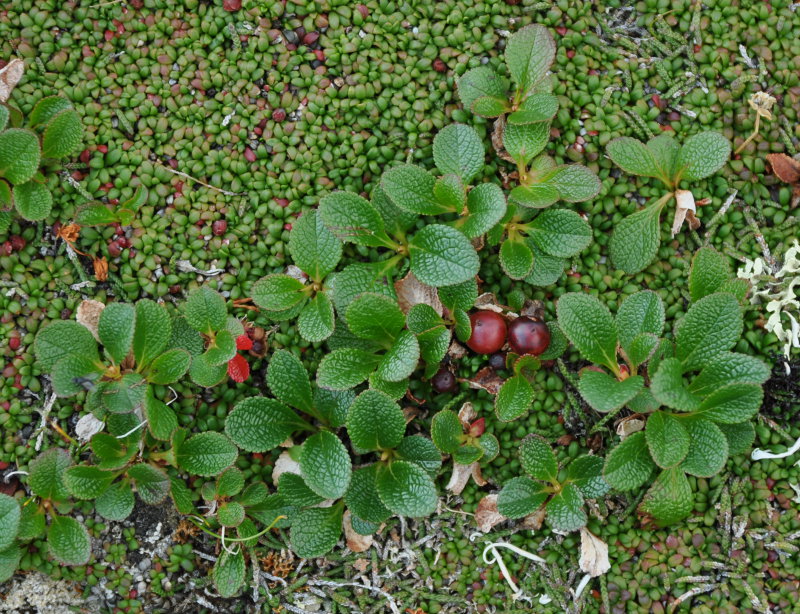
[475,495,506,532]
[272,450,301,483]
[74,413,105,442]
[447,341,467,360]
[93,256,108,281]
[521,507,547,531]
[474,292,507,313]
[464,367,504,395]
[394,271,443,316]
[579,528,611,577]
[457,402,477,426]
[672,189,697,237]
[767,153,800,185]
[616,417,645,440]
[343,511,373,553]
[0,58,24,103]
[352,558,369,574]
[446,461,487,495]
[76,299,105,340]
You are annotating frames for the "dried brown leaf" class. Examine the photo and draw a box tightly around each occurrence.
[76,299,105,340]
[475,495,506,532]
[579,528,611,577]
[521,507,547,531]
[464,367,504,395]
[93,256,108,282]
[343,511,373,553]
[446,461,487,495]
[767,153,800,185]
[394,271,444,316]
[0,59,24,103]
[457,402,477,426]
[447,341,467,360]
[616,417,645,440]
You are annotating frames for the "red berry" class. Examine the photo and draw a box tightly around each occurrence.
[1,242,12,256]
[431,368,457,394]
[227,353,250,382]
[272,108,286,122]
[466,311,507,355]
[80,149,91,164]
[108,241,122,257]
[212,220,227,236]
[507,317,550,356]
[8,337,20,351]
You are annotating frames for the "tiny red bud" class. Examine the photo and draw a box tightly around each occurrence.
[274,198,289,208]
[243,147,256,162]
[9,236,25,251]
[314,49,326,62]
[104,30,114,41]
[283,223,292,231]
[116,236,130,248]
[555,26,567,35]
[97,144,108,154]
[433,58,447,73]
[223,0,241,11]
[212,220,228,236]
[107,241,122,257]
[356,4,369,18]
[8,337,20,351]
[469,418,486,437]
[566,49,575,59]
[80,149,91,164]
[272,108,286,122]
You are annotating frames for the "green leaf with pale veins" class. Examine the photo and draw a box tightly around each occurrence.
[345,465,392,523]
[146,349,191,385]
[645,411,690,469]
[680,418,728,477]
[695,383,763,424]
[381,164,447,215]
[519,435,558,482]
[409,224,480,287]
[603,432,655,491]
[505,24,555,96]
[184,286,227,335]
[267,349,313,413]
[540,164,601,203]
[471,96,511,117]
[175,432,238,476]
[48,515,91,566]
[650,357,701,412]
[689,247,731,302]
[95,481,135,521]
[638,466,693,526]
[41,109,82,158]
[432,123,485,183]
[499,237,534,280]
[546,483,587,532]
[64,465,116,500]
[375,329,419,382]
[646,134,680,181]
[578,371,644,413]
[457,182,507,239]
[503,121,550,167]
[675,131,731,182]
[527,208,592,258]
[431,410,463,454]
[317,348,381,390]
[347,389,406,452]
[718,422,756,457]
[212,549,245,597]
[556,293,618,371]
[433,174,465,212]
[28,448,72,501]
[566,455,609,499]
[225,397,309,452]
[132,299,171,368]
[615,290,665,352]
[278,473,324,508]
[290,505,344,558]
[251,274,306,312]
[298,292,335,342]
[0,495,20,551]
[29,96,72,129]
[98,303,135,364]
[346,292,405,342]
[675,293,742,372]
[495,374,534,421]
[0,546,21,584]
[457,66,509,111]
[376,460,437,517]
[0,128,40,184]
[300,431,352,500]
[606,137,662,181]
[288,209,342,282]
[128,463,170,504]
[609,203,663,274]
[13,181,52,221]
[319,191,394,248]
[688,352,770,397]
[396,436,442,477]
[507,93,558,125]
[497,477,548,519]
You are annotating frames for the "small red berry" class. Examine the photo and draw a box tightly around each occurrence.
[488,353,506,370]
[283,223,292,231]
[212,220,227,236]
[235,334,253,351]
[507,317,550,356]
[431,368,457,394]
[0,242,12,256]
[466,311,507,355]
[227,353,250,382]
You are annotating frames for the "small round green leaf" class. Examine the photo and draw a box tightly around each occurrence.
[346,389,406,452]
[289,504,344,558]
[175,432,237,477]
[497,476,548,519]
[48,515,91,566]
[13,181,52,221]
[300,431,352,500]
[432,123,485,183]
[225,397,309,453]
[41,109,82,158]
[519,435,558,482]
[376,460,437,518]
[408,224,479,287]
[0,128,40,184]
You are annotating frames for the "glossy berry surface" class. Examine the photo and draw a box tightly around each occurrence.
[466,311,507,355]
[507,317,550,356]
[431,368,457,394]
[488,353,506,370]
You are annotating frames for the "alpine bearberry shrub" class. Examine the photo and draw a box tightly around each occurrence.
[0,95,83,231]
[556,247,768,525]
[606,132,731,273]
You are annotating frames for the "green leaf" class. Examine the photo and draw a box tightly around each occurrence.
[696,383,763,424]
[718,422,756,457]
[417,326,451,379]
[91,433,136,470]
[680,418,728,477]
[329,261,395,314]
[373,184,418,237]
[546,483,587,532]
[100,373,147,414]
[616,290,665,352]
[453,444,482,465]
[0,105,8,132]
[497,477,548,519]
[289,209,342,282]
[267,349,313,413]
[396,436,442,477]
[689,352,770,396]
[556,293,618,371]
[184,286,227,335]
[41,109,82,158]
[625,333,660,368]
[689,247,731,302]
[319,191,394,248]
[433,123,485,182]
[202,329,235,367]
[675,293,742,372]
[374,329,418,383]
[507,93,558,125]
[212,549,246,598]
[479,433,500,462]
[0,180,11,207]
[438,279,477,312]
[247,494,294,530]
[64,465,115,500]
[0,546,21,584]
[345,464,392,523]
[527,208,592,258]
[432,174,465,212]
[609,204,663,274]
[457,66,509,111]
[48,515,91,566]
[500,238,534,280]
[95,481,135,521]
[51,354,103,397]
[603,431,655,491]
[298,292,335,343]
[540,164,601,203]
[225,397,309,452]
[29,96,72,128]
[317,348,381,390]
[505,24,555,96]
[189,352,228,388]
[146,349,191,385]
[471,96,511,117]
[645,411,690,469]
[216,467,245,498]
[638,466,693,526]
[376,460,437,517]
[457,182,507,239]
[408,224,479,287]
[290,505,344,558]
[347,389,406,452]
[382,164,447,215]
[0,494,20,551]
[675,131,731,182]
[431,410,463,454]
[495,374,534,421]
[251,274,307,312]
[606,137,661,180]
[300,431,352,500]
[97,303,135,364]
[217,501,245,528]
[578,371,644,413]
[503,121,550,167]
[650,357,701,412]
[646,134,680,181]
[175,432,237,477]
[128,463,170,504]
[519,435,558,482]
[525,242,567,287]
[314,387,354,428]
[28,448,71,501]
[346,292,405,342]
[17,503,45,541]
[566,455,609,499]
[13,181,52,221]
[170,476,196,515]
[167,316,204,357]
[132,299,171,368]
[510,183,559,210]
[278,472,324,508]
[0,128,40,184]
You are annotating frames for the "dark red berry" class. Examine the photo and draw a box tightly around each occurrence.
[507,317,550,356]
[466,311,507,355]
[107,241,122,257]
[431,368,457,394]
[272,108,286,122]
[488,353,506,370]
[212,220,227,236]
